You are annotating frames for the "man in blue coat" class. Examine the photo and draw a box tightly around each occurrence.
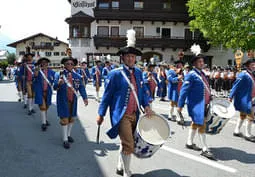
[102,60,112,88]
[34,57,55,131]
[229,58,255,142]
[96,32,152,177]
[167,60,184,124]
[77,59,91,88]
[54,57,88,149]
[177,54,215,160]
[91,58,103,102]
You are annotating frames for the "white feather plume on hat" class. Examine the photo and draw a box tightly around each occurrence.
[126,29,136,47]
[190,44,201,56]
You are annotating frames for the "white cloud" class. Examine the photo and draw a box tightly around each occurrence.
[0,0,70,42]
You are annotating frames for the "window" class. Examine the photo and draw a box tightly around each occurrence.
[61,52,66,56]
[134,1,144,9]
[111,26,119,36]
[82,26,89,37]
[54,52,60,56]
[45,42,52,46]
[161,28,171,38]
[112,1,119,9]
[99,0,109,9]
[97,26,109,36]
[133,27,144,38]
[45,52,52,56]
[163,1,171,9]
[40,42,45,46]
[72,25,79,38]
[185,29,193,40]
[19,51,25,55]
[54,42,60,46]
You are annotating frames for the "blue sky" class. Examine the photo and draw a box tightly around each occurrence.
[0,0,70,52]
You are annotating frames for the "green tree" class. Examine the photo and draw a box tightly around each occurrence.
[187,0,255,51]
[7,53,16,65]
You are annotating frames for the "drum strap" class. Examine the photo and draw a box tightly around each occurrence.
[192,71,211,94]
[39,69,53,91]
[120,70,144,113]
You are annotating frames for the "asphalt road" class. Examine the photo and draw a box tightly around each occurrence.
[0,80,254,177]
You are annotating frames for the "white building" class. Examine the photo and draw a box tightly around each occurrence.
[65,0,243,68]
[0,50,9,61]
[7,33,69,66]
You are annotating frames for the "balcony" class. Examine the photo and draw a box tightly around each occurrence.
[93,35,210,52]
[94,8,190,23]
[32,45,54,50]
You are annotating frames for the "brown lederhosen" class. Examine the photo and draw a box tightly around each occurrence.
[119,113,137,155]
[39,91,49,111]
[26,81,35,98]
[240,111,254,122]
[170,101,178,107]
[17,79,22,92]
[60,101,75,125]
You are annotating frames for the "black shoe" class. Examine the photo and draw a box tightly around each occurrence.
[168,117,176,122]
[160,98,166,101]
[41,124,47,131]
[233,132,243,138]
[68,136,74,143]
[63,141,70,149]
[116,168,123,176]
[177,120,185,126]
[18,98,21,102]
[201,150,216,160]
[185,144,202,151]
[244,136,255,143]
[46,120,50,126]
[28,110,32,116]
[23,104,27,109]
[31,109,36,114]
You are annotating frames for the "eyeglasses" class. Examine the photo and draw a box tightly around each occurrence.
[65,63,74,66]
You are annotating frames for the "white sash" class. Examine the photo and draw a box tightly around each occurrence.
[39,69,53,91]
[191,70,211,95]
[26,64,34,75]
[62,72,79,97]
[120,70,144,113]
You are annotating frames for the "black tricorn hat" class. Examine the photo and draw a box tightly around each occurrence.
[61,57,78,66]
[37,57,50,65]
[24,46,35,57]
[244,58,255,66]
[117,46,142,56]
[190,54,207,65]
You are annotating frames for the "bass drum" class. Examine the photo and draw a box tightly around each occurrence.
[206,98,235,134]
[134,113,170,158]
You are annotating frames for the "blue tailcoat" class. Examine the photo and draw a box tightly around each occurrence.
[34,69,55,106]
[77,68,91,85]
[167,69,179,102]
[229,71,254,114]
[143,71,158,101]
[91,66,103,87]
[53,70,88,118]
[178,69,207,125]
[157,72,167,97]
[102,66,112,87]
[98,66,150,139]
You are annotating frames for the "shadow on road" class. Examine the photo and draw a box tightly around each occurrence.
[0,100,114,177]
[133,169,190,177]
[211,147,255,164]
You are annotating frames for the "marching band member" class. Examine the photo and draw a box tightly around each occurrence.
[54,57,88,149]
[227,67,236,91]
[21,47,36,115]
[142,58,159,108]
[222,67,229,98]
[102,60,112,88]
[14,57,24,102]
[167,60,184,125]
[229,58,255,142]
[157,64,168,101]
[213,67,222,97]
[34,57,55,131]
[77,58,91,88]
[177,44,215,160]
[91,58,102,102]
[96,29,152,177]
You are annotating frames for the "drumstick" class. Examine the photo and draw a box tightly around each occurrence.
[96,125,100,144]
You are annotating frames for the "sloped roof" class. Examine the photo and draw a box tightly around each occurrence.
[65,11,95,24]
[7,33,68,48]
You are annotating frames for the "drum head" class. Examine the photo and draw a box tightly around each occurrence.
[211,98,235,119]
[137,114,170,145]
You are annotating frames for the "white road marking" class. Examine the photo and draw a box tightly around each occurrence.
[161,146,237,173]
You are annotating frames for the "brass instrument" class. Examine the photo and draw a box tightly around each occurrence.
[235,50,244,71]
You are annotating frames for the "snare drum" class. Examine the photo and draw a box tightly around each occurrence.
[134,113,170,158]
[206,98,235,134]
